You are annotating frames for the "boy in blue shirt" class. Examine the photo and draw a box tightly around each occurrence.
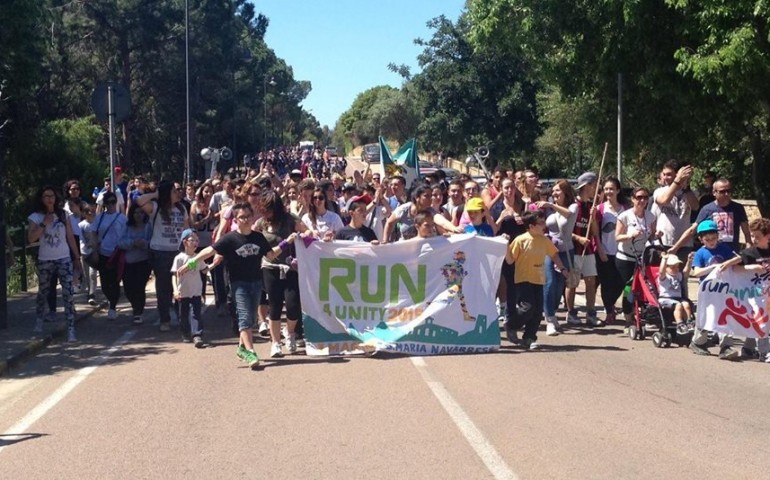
[688,219,742,359]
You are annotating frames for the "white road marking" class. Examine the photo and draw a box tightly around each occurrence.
[0,330,137,455]
[410,356,519,480]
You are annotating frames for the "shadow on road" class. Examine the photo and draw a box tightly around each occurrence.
[0,433,49,447]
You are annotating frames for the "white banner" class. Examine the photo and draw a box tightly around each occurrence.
[295,234,508,355]
[696,267,770,338]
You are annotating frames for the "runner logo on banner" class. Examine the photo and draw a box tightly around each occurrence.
[295,234,508,356]
[696,267,770,338]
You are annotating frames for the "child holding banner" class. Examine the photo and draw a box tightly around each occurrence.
[505,210,568,350]
[737,218,770,362]
[689,219,743,358]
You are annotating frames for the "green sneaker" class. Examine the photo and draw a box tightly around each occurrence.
[242,349,260,370]
[236,344,248,361]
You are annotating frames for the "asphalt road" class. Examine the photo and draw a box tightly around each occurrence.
[1,292,768,479]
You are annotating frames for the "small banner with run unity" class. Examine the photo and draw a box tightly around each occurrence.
[295,234,508,356]
[696,267,770,339]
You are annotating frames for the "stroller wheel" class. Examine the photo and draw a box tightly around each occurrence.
[652,332,664,348]
[628,325,638,340]
[663,333,673,348]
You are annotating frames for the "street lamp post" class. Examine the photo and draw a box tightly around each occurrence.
[184,0,191,183]
[263,76,275,151]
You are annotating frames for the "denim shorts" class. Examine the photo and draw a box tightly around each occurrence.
[231,280,262,331]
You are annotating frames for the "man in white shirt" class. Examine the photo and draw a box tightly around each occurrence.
[650,160,699,261]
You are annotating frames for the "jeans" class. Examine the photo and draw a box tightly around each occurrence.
[179,296,203,337]
[150,250,177,324]
[544,250,572,317]
[231,280,262,332]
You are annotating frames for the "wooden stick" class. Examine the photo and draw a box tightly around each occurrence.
[580,142,609,259]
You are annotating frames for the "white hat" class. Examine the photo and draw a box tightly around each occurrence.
[665,255,683,266]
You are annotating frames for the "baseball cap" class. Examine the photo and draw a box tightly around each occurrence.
[347,194,373,210]
[466,197,485,212]
[665,255,683,266]
[696,219,718,235]
[576,171,598,190]
[180,228,195,242]
[290,169,302,177]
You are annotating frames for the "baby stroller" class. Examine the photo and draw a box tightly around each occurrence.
[626,245,692,348]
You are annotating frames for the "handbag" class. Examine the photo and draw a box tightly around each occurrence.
[85,213,120,269]
[106,248,126,280]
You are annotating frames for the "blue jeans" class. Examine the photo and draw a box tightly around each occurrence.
[231,280,262,332]
[543,250,572,317]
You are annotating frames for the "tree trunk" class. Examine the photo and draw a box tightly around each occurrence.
[750,128,769,218]
[120,32,133,173]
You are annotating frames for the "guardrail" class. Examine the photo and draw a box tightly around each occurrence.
[7,225,38,292]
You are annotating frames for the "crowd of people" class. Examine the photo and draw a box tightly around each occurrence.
[26,146,770,368]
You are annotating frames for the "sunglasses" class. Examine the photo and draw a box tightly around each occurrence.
[634,195,649,200]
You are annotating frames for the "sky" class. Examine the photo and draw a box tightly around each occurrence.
[258,0,468,128]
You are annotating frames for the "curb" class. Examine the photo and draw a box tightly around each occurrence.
[0,304,106,377]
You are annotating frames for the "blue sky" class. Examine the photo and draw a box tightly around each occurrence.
[258,0,467,128]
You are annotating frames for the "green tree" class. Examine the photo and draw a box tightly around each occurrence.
[467,0,733,182]
[667,0,770,215]
[407,14,540,167]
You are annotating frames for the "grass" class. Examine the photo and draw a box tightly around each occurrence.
[6,254,38,296]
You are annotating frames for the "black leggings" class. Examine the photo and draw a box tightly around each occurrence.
[597,254,624,312]
[262,268,301,321]
[614,256,637,314]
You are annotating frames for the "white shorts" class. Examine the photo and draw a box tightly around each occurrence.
[573,254,597,278]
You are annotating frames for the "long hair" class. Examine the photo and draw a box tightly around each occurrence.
[33,185,66,222]
[157,180,175,222]
[602,175,627,206]
[126,203,147,227]
[308,186,326,228]
[259,190,290,228]
[62,179,81,200]
[553,179,576,207]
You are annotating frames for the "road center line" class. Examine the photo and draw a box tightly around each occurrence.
[0,330,137,455]
[410,357,519,480]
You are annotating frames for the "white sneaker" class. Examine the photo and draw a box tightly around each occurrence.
[546,322,559,336]
[763,352,770,364]
[567,312,581,325]
[107,308,117,320]
[270,342,284,358]
[528,341,540,351]
[258,321,269,336]
[287,334,298,354]
[67,327,77,342]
